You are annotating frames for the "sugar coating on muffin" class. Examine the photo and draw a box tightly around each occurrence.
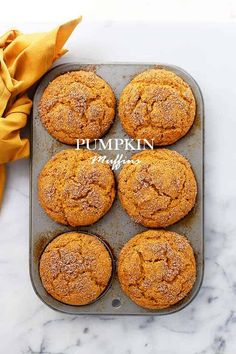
[119,68,196,146]
[38,149,115,226]
[40,232,113,305]
[118,230,196,309]
[39,70,116,144]
[118,149,197,228]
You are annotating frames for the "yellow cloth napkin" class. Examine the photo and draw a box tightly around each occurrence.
[0,17,81,206]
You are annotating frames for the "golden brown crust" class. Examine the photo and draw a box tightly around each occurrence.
[118,149,197,227]
[40,232,113,305]
[118,69,196,146]
[118,230,196,309]
[39,71,116,144]
[38,149,115,226]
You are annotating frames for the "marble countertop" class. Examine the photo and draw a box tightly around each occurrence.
[1,21,236,354]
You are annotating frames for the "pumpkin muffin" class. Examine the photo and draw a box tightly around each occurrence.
[118,230,196,309]
[40,232,113,305]
[118,149,197,227]
[38,149,115,226]
[119,68,196,145]
[39,71,116,144]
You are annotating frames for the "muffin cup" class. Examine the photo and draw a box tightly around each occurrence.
[38,231,116,306]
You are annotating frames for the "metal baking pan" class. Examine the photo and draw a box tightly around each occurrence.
[30,63,204,315]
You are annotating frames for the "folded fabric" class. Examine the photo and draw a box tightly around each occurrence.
[0,17,81,207]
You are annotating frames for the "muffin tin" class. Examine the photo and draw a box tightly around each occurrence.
[30,63,204,315]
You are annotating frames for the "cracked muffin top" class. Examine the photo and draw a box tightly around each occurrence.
[118,230,196,309]
[118,68,196,146]
[40,232,113,305]
[38,149,115,226]
[39,70,116,145]
[118,149,197,228]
